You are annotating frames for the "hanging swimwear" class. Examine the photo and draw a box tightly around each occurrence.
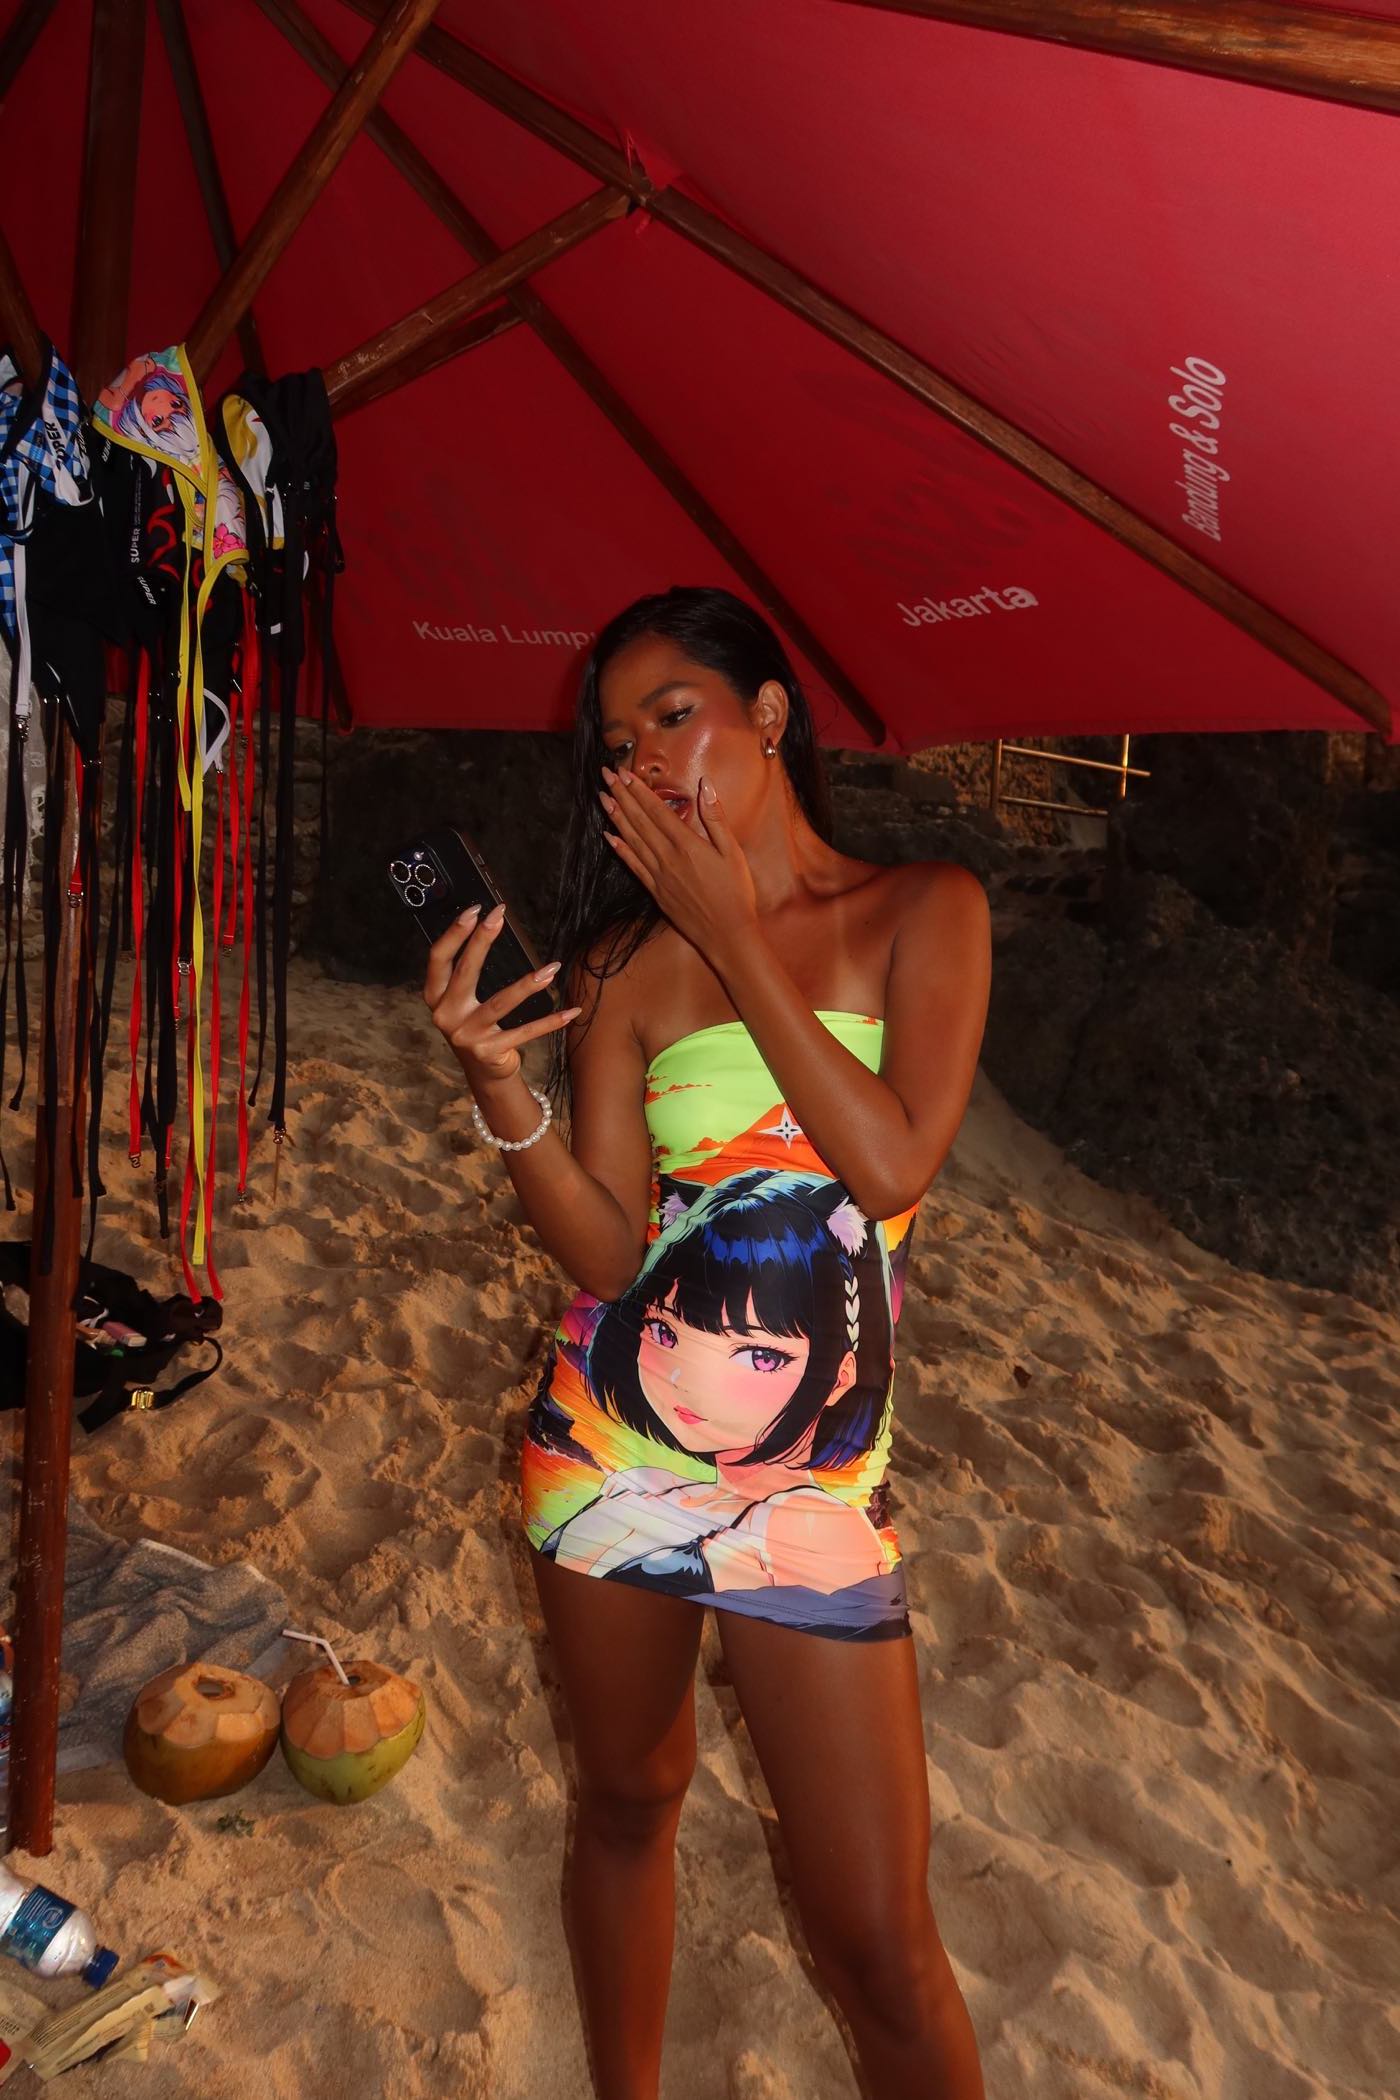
[91,345,249,1292]
[522,1011,919,1642]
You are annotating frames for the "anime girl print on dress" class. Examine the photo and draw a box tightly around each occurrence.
[524,1009,916,1638]
[539,1168,898,1602]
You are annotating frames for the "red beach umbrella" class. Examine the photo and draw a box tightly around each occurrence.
[1,0,1396,1859]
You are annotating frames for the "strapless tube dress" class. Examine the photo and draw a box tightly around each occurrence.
[521,1012,919,1640]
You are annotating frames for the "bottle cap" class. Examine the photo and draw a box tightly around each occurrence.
[83,1946,119,1989]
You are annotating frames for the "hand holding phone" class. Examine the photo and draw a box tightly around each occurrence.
[389,826,580,1085]
[421,902,581,1088]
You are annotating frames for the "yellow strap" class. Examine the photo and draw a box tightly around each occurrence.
[185,444,226,1269]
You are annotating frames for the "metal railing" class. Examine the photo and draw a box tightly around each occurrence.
[989,735,1149,822]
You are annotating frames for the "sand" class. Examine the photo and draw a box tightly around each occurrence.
[2,952,1397,2099]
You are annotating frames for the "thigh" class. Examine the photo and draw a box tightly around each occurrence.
[531,1551,705,1788]
[716,1615,931,1920]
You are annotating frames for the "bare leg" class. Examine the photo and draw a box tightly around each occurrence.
[531,1552,705,2100]
[717,1613,985,2100]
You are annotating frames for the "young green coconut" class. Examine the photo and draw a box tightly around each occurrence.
[279,1658,425,1804]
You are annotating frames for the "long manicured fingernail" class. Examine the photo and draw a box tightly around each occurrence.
[458,906,481,923]
[601,763,616,782]
[598,790,616,812]
[616,767,634,785]
[534,961,561,982]
[487,902,505,923]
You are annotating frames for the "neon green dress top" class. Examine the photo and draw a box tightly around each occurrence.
[522,1012,919,1640]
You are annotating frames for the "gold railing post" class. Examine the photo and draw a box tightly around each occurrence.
[986,737,1150,824]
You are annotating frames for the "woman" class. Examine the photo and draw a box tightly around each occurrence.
[424,588,991,2100]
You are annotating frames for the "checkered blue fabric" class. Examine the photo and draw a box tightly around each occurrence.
[0,343,91,647]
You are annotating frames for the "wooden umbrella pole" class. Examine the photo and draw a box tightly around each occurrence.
[187,0,445,385]
[8,754,87,1858]
[9,0,145,1859]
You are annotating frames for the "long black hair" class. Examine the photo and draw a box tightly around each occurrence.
[585,1168,894,1470]
[543,588,833,1117]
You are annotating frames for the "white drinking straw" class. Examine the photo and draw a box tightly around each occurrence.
[280,1627,351,1686]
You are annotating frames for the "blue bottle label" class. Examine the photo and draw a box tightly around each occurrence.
[0,1887,74,1970]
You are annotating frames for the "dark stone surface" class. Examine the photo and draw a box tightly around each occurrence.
[303,730,575,984]
[1107,730,1339,960]
[1049,919,1400,1311]
[981,919,1107,1128]
[304,731,1010,983]
[307,722,1400,1314]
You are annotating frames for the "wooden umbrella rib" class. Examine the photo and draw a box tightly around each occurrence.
[257,0,885,741]
[658,195,1389,735]
[186,0,445,386]
[344,0,1388,735]
[322,186,629,413]
[338,0,644,195]
[0,223,44,385]
[0,0,58,104]
[841,1,1400,116]
[155,0,264,375]
[330,301,523,416]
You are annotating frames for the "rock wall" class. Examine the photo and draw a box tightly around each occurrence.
[983,730,1400,1313]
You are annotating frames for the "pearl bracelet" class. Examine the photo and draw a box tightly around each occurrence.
[471,1082,553,1152]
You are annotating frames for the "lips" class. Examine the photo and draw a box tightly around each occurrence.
[673,1404,703,1425]
[654,788,692,820]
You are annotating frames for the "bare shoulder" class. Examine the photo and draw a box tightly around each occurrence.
[890,858,990,942]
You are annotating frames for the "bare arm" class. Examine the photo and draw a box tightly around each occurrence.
[598,768,990,1221]
[423,904,651,1301]
[713,862,991,1218]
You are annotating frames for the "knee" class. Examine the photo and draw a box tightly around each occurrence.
[806,1901,953,2042]
[576,1754,694,1853]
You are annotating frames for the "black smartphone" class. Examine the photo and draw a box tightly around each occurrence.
[387,824,555,1028]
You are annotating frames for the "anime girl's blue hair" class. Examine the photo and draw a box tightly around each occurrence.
[586,1168,894,1469]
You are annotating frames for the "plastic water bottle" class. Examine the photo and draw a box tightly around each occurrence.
[0,1861,117,1986]
[0,1663,10,1849]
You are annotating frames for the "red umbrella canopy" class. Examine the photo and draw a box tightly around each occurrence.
[3,0,1397,749]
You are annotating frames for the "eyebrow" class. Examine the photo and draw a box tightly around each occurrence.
[600,680,694,736]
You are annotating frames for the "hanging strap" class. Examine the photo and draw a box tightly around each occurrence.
[127,647,149,1163]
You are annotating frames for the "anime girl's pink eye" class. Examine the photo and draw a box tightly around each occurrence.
[734,1345,794,1373]
[643,1316,677,1350]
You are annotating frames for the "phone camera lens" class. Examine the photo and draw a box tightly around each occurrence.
[418,865,438,886]
[404,883,425,907]
[389,859,411,884]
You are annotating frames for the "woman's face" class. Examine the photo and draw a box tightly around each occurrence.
[637,1281,814,1455]
[596,635,784,832]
